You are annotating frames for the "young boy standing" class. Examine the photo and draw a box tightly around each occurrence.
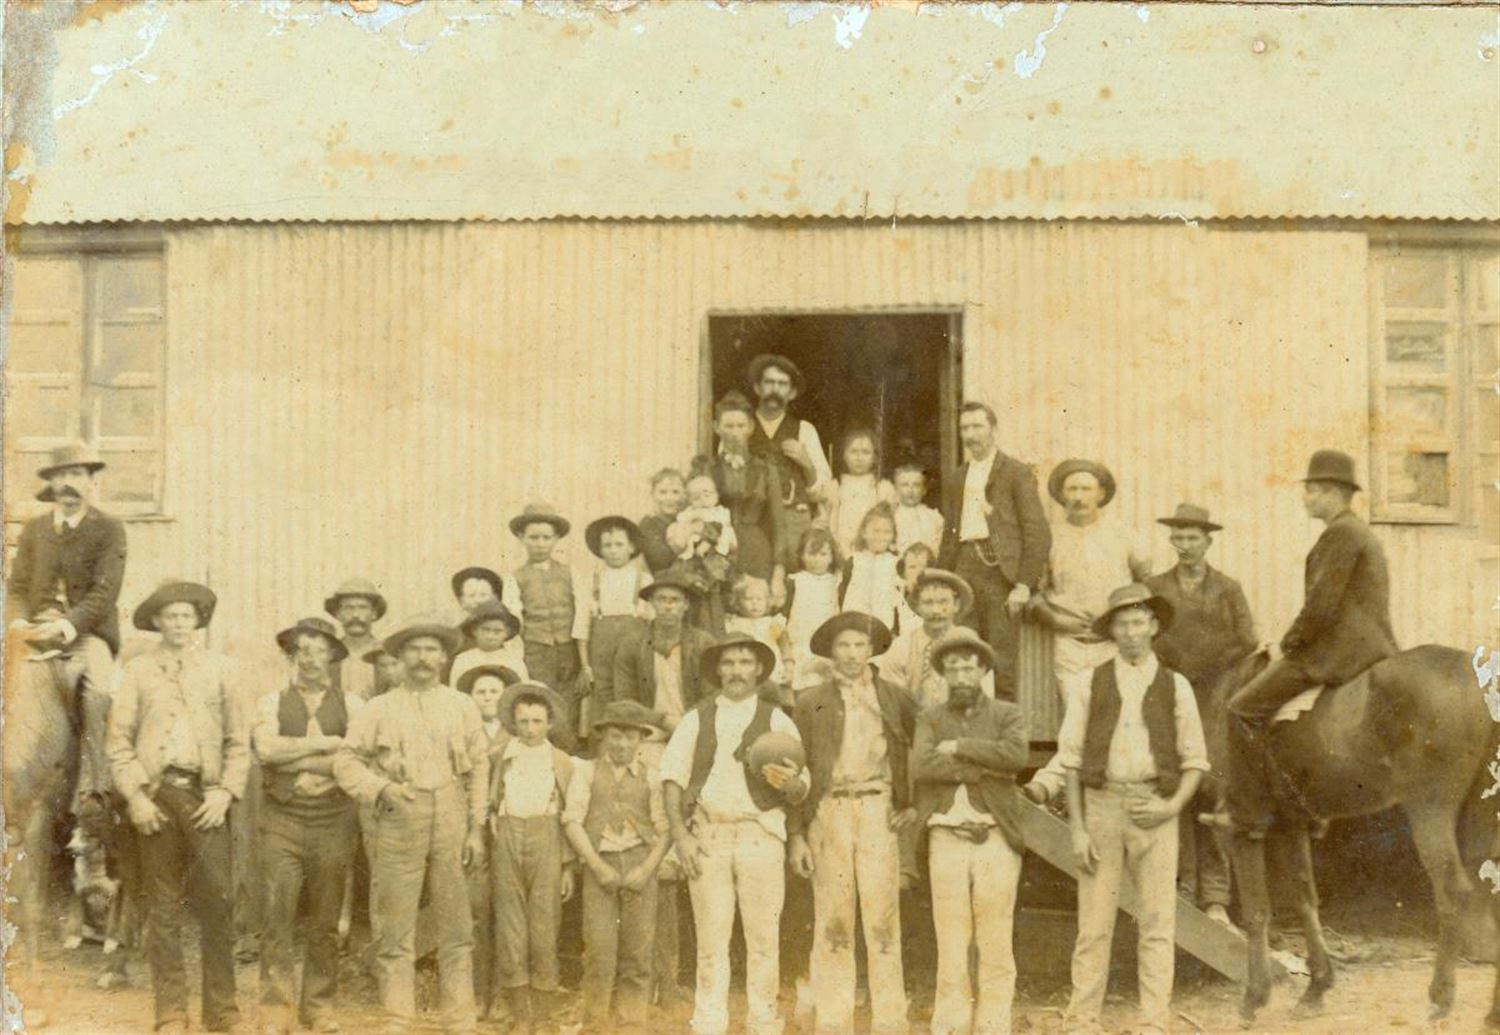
[891,464,944,557]
[509,503,587,745]
[562,701,671,1033]
[1056,583,1209,1034]
[449,599,529,689]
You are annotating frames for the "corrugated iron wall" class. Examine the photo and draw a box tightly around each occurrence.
[91,220,1497,710]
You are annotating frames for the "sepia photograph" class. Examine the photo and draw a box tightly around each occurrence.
[1,1,1497,1033]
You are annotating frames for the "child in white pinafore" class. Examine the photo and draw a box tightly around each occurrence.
[840,502,903,631]
[724,575,791,689]
[784,526,841,692]
[826,429,896,561]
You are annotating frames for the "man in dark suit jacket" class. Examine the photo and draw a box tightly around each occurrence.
[610,577,718,729]
[938,402,1051,699]
[8,442,128,804]
[1226,450,1398,833]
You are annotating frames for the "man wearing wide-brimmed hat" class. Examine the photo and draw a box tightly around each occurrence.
[660,632,807,1035]
[510,502,589,745]
[253,616,364,1034]
[106,580,249,1034]
[1145,504,1255,924]
[8,440,128,806]
[878,568,996,710]
[1032,457,1152,701]
[324,577,388,701]
[1225,450,1397,836]
[1054,583,1209,1035]
[334,614,490,1033]
[786,612,916,1034]
[746,353,835,559]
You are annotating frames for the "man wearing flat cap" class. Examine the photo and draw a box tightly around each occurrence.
[254,617,365,1034]
[1225,450,1397,835]
[334,615,490,1033]
[106,580,249,1034]
[747,354,835,562]
[8,441,128,807]
[1145,504,1255,923]
[324,577,388,702]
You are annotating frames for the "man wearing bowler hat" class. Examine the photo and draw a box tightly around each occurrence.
[8,440,128,808]
[1225,450,1397,836]
[1146,504,1256,922]
[788,612,917,1035]
[334,614,490,1034]
[253,617,364,1034]
[747,354,835,564]
[324,577,388,701]
[106,580,249,1034]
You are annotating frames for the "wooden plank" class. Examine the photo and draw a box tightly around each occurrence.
[1018,799,1283,984]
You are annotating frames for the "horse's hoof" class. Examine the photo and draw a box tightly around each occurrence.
[1429,1002,1453,1022]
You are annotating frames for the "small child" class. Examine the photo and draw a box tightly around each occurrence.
[827,429,897,561]
[451,566,522,627]
[580,516,654,737]
[840,502,903,630]
[449,600,530,689]
[891,463,944,556]
[639,468,688,575]
[725,575,791,688]
[895,542,937,636]
[784,527,841,692]
[510,502,586,749]
[489,682,577,1031]
[562,701,670,1033]
[673,473,737,559]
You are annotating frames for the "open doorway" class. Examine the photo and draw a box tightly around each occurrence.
[704,311,963,504]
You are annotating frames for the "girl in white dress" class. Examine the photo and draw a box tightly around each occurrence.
[826,429,896,561]
[725,575,791,690]
[840,503,902,631]
[784,526,841,692]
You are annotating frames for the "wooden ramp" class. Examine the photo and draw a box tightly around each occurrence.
[1019,799,1282,984]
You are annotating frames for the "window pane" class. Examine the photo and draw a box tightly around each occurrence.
[94,254,163,317]
[1385,451,1449,508]
[1385,321,1448,371]
[8,320,82,375]
[13,256,83,316]
[98,450,159,505]
[94,385,159,438]
[6,382,78,440]
[1382,252,1449,309]
[94,321,163,382]
[1385,386,1449,439]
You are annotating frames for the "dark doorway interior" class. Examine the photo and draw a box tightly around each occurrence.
[705,312,961,502]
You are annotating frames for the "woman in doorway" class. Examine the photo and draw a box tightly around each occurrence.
[697,390,789,607]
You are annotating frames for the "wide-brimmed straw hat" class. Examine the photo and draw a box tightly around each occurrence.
[1156,503,1223,533]
[810,611,894,659]
[275,616,350,663]
[133,580,218,631]
[323,577,389,621]
[509,502,572,539]
[1048,458,1117,508]
[700,633,779,686]
[383,614,462,657]
[1090,583,1175,640]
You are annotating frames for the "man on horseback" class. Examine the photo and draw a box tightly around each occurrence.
[1225,450,1398,835]
[7,441,127,811]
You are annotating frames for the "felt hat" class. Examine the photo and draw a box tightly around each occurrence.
[639,572,702,605]
[38,440,106,481]
[275,616,350,663]
[1301,449,1362,492]
[323,577,389,621]
[459,599,521,641]
[1156,503,1223,533]
[810,611,894,660]
[450,566,505,602]
[746,353,805,392]
[509,502,571,539]
[700,632,779,686]
[456,663,523,696]
[591,699,662,736]
[361,646,395,665]
[585,515,644,559]
[383,613,462,657]
[912,569,975,615]
[499,680,567,734]
[928,626,1000,674]
[1091,583,1175,641]
[132,580,217,631]
[1048,458,1117,508]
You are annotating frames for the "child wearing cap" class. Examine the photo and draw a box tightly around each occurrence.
[449,600,529,691]
[510,503,588,747]
[579,516,654,740]
[562,701,671,1033]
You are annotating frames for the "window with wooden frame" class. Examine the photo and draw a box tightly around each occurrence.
[1368,238,1499,534]
[7,231,167,518]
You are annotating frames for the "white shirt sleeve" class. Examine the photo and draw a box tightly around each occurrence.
[1053,677,1092,771]
[659,708,701,789]
[1172,672,1211,772]
[769,707,802,739]
[502,574,524,622]
[799,421,835,494]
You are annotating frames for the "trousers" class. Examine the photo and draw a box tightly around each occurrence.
[928,827,1023,1035]
[582,843,658,1028]
[491,814,564,992]
[953,545,1019,699]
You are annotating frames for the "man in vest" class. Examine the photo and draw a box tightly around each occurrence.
[8,441,127,808]
[1055,584,1210,1034]
[1226,450,1397,835]
[746,354,834,565]
[324,577,388,702]
[253,617,365,1034]
[660,632,808,1035]
[788,612,917,1035]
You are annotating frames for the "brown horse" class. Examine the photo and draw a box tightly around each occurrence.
[1207,645,1500,1027]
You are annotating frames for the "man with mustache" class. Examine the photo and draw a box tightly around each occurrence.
[335,615,490,1034]
[324,577,389,701]
[746,354,834,566]
[8,441,127,810]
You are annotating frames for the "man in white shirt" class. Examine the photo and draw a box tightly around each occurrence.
[746,354,834,562]
[661,633,809,1035]
[1055,584,1209,1034]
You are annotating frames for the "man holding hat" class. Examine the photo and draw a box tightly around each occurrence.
[106,580,249,1034]
[9,440,127,806]
[788,612,917,1035]
[1146,504,1255,922]
[253,617,365,1034]
[660,632,808,1035]
[324,577,388,701]
[912,627,1029,1035]
[1225,450,1397,835]
[1055,583,1209,1034]
[334,614,490,1034]
[747,354,835,561]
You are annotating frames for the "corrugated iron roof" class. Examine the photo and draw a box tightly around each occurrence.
[6,1,1497,225]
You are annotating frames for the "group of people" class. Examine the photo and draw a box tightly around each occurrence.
[7,352,1399,1035]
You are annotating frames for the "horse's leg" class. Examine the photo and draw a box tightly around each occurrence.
[1268,826,1334,1014]
[1228,830,1274,1024]
[1407,801,1472,1020]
